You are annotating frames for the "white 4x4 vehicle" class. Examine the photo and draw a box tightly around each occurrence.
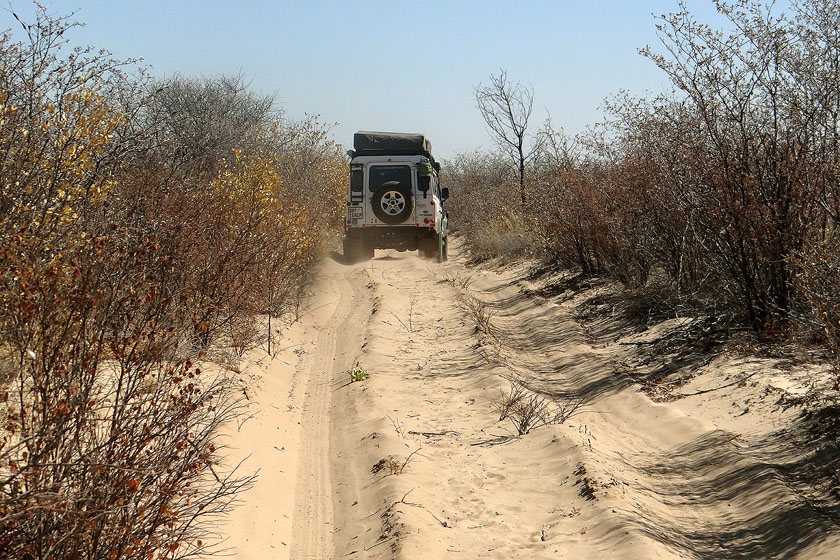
[343,131,449,262]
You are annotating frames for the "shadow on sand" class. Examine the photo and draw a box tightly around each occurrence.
[470,260,840,558]
[624,419,840,559]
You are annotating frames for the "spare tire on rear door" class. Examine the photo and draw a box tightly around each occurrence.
[371,180,413,224]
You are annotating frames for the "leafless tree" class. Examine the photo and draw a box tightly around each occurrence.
[142,73,278,181]
[474,69,544,208]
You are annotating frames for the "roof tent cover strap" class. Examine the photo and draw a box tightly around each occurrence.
[353,131,434,160]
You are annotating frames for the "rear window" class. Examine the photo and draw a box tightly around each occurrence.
[369,165,411,192]
[350,169,363,192]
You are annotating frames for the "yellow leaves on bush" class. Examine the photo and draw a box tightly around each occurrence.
[212,151,280,229]
[0,85,123,235]
[2,15,271,560]
[211,150,315,254]
[320,152,351,227]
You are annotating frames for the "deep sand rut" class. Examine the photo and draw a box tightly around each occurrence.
[222,244,840,559]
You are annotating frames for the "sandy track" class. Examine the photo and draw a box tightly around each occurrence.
[220,264,369,559]
[220,242,840,559]
[288,274,357,558]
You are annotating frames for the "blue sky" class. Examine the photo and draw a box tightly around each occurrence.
[3,1,736,159]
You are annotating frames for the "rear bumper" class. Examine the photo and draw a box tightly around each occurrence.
[345,226,437,250]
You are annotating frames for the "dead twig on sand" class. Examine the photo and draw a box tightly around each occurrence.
[387,415,407,438]
[371,447,422,476]
[400,447,423,474]
[385,487,449,528]
[407,429,460,438]
[470,434,518,447]
[541,523,550,541]
[389,293,419,333]
[364,538,392,552]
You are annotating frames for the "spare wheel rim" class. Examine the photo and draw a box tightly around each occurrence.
[381,191,406,215]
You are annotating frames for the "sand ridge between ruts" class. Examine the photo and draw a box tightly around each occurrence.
[221,241,840,559]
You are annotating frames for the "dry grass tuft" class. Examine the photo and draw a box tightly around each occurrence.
[492,374,586,436]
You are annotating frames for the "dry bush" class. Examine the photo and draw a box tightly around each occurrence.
[0,7,344,559]
[457,294,496,340]
[436,270,474,290]
[0,12,254,555]
[118,107,344,353]
[629,0,838,329]
[491,376,527,421]
[273,115,348,232]
[370,449,421,477]
[141,73,277,179]
[457,293,508,363]
[471,211,540,262]
[492,375,585,436]
[523,1,840,343]
[791,236,840,375]
[121,76,345,351]
[444,150,541,261]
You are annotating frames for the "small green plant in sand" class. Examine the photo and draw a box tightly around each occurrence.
[348,363,370,382]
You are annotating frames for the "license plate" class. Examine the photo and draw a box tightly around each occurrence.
[348,207,363,219]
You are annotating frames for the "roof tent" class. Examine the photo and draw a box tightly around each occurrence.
[353,131,434,161]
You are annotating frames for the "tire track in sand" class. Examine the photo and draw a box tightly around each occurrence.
[289,268,359,560]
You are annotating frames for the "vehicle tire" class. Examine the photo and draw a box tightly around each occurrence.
[344,238,375,263]
[343,237,360,263]
[371,185,414,224]
[436,234,445,263]
[363,243,375,260]
[421,236,439,260]
[441,235,448,262]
